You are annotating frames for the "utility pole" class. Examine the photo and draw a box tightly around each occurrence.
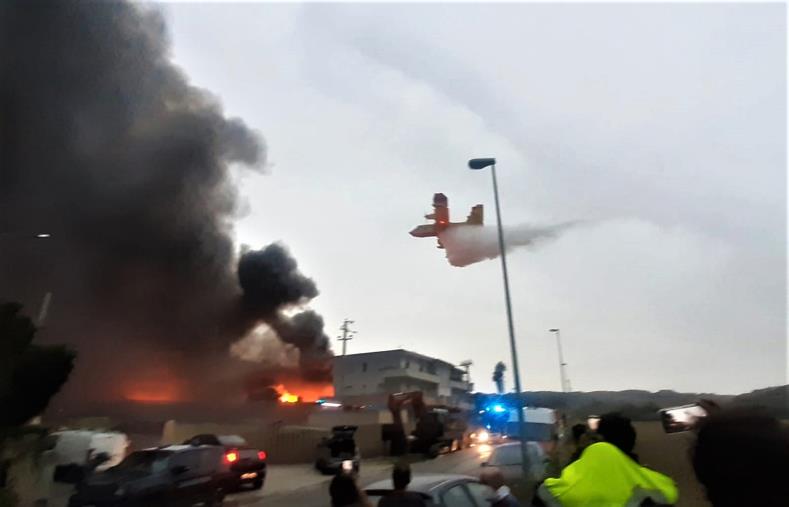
[338,319,356,356]
[459,360,473,382]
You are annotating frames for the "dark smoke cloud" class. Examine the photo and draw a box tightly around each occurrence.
[238,245,319,314]
[236,244,332,381]
[0,0,331,404]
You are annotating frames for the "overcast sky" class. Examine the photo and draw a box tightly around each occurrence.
[160,2,786,395]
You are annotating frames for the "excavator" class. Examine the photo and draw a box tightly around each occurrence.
[387,391,470,458]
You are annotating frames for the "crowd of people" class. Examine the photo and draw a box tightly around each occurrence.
[328,405,789,506]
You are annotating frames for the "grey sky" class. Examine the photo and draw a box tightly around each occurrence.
[160,2,786,394]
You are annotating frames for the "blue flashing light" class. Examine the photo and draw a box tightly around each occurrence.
[492,404,506,413]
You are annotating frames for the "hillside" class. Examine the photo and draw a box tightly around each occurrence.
[476,385,787,421]
[730,384,789,418]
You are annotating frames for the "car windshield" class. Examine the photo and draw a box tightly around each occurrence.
[112,450,171,475]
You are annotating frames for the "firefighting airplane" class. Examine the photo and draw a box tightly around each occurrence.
[409,193,483,248]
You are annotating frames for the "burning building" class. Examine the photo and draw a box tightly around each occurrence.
[0,0,332,415]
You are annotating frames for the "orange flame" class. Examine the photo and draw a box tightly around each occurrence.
[273,382,334,404]
[279,391,299,403]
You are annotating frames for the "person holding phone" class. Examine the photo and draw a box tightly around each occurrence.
[691,407,789,507]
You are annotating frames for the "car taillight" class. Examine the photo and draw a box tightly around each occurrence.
[225,450,239,463]
[257,450,267,461]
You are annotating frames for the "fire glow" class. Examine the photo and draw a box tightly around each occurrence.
[279,392,299,404]
[123,377,184,404]
[274,382,334,404]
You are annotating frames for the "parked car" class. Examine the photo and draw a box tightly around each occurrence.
[365,474,492,507]
[481,441,548,482]
[315,425,361,475]
[68,445,225,507]
[182,434,266,491]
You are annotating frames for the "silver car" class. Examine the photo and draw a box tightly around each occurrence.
[481,442,548,482]
[365,474,494,507]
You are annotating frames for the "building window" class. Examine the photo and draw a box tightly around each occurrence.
[362,362,367,372]
[403,360,410,369]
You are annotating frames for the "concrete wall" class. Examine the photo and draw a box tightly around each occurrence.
[161,418,391,464]
[307,408,392,428]
[353,424,389,458]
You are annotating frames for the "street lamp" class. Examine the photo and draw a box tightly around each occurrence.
[548,328,570,393]
[0,232,51,239]
[468,157,529,478]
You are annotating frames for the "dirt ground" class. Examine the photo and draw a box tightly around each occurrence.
[632,422,709,507]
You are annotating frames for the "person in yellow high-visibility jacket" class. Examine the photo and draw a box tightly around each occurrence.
[536,441,678,507]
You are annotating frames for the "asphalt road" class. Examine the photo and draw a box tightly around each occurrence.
[225,446,492,507]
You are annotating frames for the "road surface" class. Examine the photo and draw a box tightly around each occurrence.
[225,445,492,507]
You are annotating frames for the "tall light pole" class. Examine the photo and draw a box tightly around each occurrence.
[548,328,570,393]
[468,157,529,478]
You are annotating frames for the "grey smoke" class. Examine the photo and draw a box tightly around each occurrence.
[439,222,580,267]
[0,0,331,403]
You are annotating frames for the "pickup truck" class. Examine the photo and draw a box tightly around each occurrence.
[183,434,267,491]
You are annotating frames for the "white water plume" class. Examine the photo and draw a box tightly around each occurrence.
[439,222,579,267]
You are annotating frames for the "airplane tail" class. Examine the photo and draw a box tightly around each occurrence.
[466,205,483,225]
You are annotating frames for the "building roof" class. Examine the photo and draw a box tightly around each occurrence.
[334,348,464,371]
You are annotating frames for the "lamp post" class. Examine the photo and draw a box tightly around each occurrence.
[549,328,570,393]
[468,157,529,479]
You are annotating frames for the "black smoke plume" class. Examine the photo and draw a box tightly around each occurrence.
[236,245,332,381]
[0,0,331,405]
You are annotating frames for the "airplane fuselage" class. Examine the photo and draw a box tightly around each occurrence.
[409,193,483,248]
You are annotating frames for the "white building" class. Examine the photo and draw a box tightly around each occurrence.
[333,349,473,408]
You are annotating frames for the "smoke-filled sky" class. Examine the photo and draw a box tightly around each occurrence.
[2,2,784,397]
[159,2,786,395]
[166,3,787,393]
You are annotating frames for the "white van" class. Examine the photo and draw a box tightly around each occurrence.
[10,430,129,507]
[50,430,129,471]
